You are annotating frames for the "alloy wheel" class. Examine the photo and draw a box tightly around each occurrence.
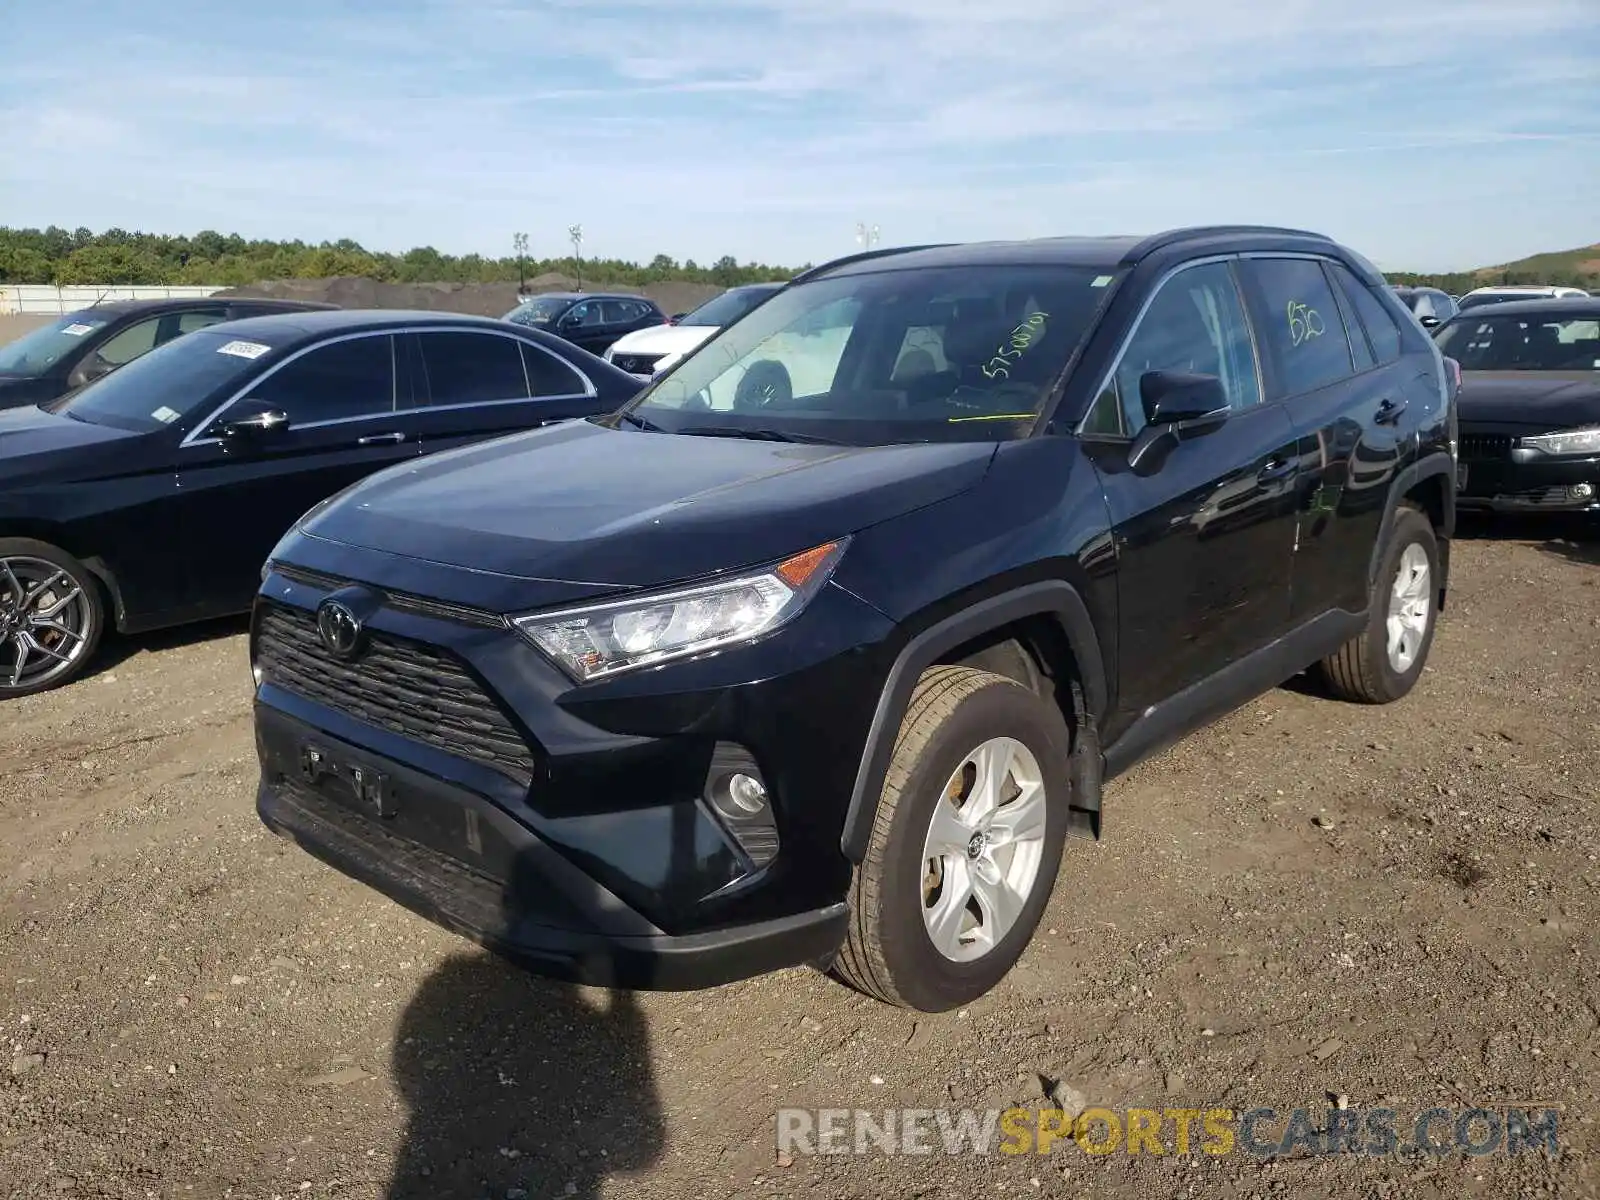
[0,557,94,692]
[920,736,1048,962]
[1386,542,1432,673]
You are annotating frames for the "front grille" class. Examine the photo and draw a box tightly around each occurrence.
[255,603,536,784]
[1459,433,1513,460]
[611,353,663,375]
[1497,486,1584,507]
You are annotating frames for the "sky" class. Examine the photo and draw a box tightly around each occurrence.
[1,0,1597,273]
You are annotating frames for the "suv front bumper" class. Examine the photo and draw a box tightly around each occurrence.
[256,703,849,988]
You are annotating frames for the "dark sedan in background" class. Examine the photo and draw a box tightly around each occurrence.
[0,309,643,697]
[502,292,668,355]
[1435,298,1600,515]
[0,296,335,410]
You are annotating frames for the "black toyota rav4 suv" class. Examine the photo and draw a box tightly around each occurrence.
[251,227,1457,1012]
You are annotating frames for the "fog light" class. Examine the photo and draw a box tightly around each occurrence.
[704,744,779,872]
[1570,483,1595,500]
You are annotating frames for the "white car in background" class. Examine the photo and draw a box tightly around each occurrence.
[1458,284,1590,313]
[603,283,786,379]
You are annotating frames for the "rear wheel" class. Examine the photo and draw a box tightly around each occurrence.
[0,538,105,699]
[1314,505,1438,704]
[833,666,1072,1011]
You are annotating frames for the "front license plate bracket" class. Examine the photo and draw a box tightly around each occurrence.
[299,742,396,819]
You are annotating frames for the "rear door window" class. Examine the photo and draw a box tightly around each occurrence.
[1238,258,1357,398]
[414,331,531,406]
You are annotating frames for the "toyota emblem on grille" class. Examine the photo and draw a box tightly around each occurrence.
[316,599,365,659]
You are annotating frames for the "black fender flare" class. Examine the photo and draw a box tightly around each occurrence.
[838,579,1108,862]
[1367,451,1455,589]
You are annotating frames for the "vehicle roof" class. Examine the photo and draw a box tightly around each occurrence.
[514,292,655,304]
[796,226,1376,284]
[1462,285,1587,296]
[190,307,537,342]
[1445,296,1600,319]
[63,296,336,318]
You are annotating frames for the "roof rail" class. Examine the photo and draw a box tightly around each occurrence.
[788,244,955,285]
[1123,225,1332,263]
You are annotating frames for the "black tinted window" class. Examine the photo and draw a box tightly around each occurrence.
[251,335,395,423]
[1240,258,1355,397]
[1331,265,1403,365]
[519,342,587,396]
[416,331,530,406]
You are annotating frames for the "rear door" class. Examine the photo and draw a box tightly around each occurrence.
[400,327,602,454]
[1085,258,1300,721]
[1236,257,1408,620]
[173,332,423,613]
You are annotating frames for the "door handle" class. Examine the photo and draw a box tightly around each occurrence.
[1256,457,1295,484]
[1374,399,1408,426]
[357,431,406,445]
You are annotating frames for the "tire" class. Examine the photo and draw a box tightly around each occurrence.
[0,537,106,699]
[833,665,1072,1011]
[1314,504,1439,704]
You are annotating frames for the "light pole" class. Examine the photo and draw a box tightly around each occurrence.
[855,222,880,251]
[512,232,529,297]
[568,224,584,291]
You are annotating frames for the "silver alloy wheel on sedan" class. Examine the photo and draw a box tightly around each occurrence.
[1386,542,1432,673]
[920,736,1048,962]
[0,557,94,691]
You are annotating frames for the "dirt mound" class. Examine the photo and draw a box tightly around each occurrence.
[217,276,724,319]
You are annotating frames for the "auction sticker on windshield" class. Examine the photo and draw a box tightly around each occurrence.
[151,405,181,425]
[61,323,98,336]
[217,340,271,360]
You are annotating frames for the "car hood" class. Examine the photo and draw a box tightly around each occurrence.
[0,404,144,485]
[1458,371,1600,428]
[606,323,717,360]
[301,418,997,591]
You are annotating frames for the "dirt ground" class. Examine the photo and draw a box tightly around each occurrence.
[1,518,1597,1200]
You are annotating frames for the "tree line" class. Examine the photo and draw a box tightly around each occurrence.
[0,226,805,289]
[1,226,1592,293]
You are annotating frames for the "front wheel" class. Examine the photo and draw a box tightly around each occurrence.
[0,538,106,699]
[1314,504,1439,704]
[833,666,1072,1011]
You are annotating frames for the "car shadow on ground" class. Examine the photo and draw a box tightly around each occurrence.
[88,613,251,678]
[384,848,667,1198]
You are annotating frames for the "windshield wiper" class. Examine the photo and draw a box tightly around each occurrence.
[615,410,664,432]
[679,425,840,445]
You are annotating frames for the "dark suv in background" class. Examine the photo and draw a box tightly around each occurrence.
[0,297,335,409]
[251,227,1456,1012]
[503,292,667,356]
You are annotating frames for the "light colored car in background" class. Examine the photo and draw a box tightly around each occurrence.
[1457,284,1590,313]
[603,282,786,379]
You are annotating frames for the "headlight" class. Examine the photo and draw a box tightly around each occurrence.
[1521,426,1600,456]
[513,539,849,682]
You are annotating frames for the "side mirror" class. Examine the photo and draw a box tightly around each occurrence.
[216,399,290,443]
[1128,371,1229,472]
[1417,314,1441,329]
[671,312,687,322]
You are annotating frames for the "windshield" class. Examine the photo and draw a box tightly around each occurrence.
[0,312,112,376]
[622,264,1118,445]
[1436,313,1600,371]
[505,296,572,324]
[46,328,273,432]
[678,285,784,328]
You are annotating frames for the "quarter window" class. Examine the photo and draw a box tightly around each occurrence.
[1329,263,1403,365]
[519,342,588,397]
[173,310,227,337]
[414,331,531,406]
[1083,261,1261,437]
[249,335,396,423]
[1238,258,1356,398]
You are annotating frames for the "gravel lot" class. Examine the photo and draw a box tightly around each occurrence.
[1,519,1597,1200]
